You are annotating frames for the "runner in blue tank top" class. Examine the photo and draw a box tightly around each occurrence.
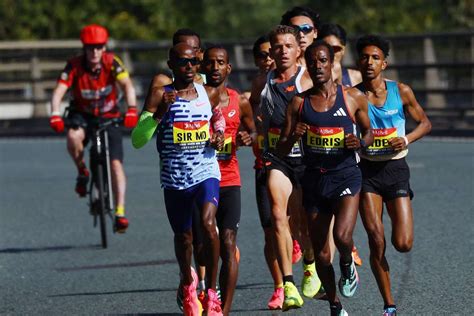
[131,43,226,315]
[355,35,431,316]
[277,40,373,316]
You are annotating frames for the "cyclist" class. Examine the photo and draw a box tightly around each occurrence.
[49,24,138,233]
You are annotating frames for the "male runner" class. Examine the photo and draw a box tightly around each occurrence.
[355,35,431,316]
[201,44,257,315]
[250,25,320,311]
[132,43,225,316]
[277,40,373,316]
[49,24,137,232]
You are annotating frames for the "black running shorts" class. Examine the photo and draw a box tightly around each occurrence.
[216,186,241,231]
[263,151,305,188]
[255,168,272,228]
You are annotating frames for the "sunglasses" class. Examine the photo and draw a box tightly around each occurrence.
[84,44,105,51]
[174,57,200,67]
[332,45,344,53]
[291,24,315,35]
[256,51,271,59]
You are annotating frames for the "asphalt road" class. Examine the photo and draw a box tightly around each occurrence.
[0,137,472,315]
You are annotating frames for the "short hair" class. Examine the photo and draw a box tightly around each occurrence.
[203,44,229,63]
[268,25,301,46]
[318,23,347,46]
[356,34,390,57]
[172,28,201,47]
[280,6,321,30]
[252,34,270,58]
[305,40,335,63]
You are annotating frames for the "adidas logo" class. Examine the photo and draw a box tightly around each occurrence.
[340,188,352,196]
[333,108,347,117]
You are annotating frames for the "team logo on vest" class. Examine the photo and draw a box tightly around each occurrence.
[268,128,300,157]
[228,109,236,117]
[81,85,113,100]
[333,108,347,117]
[217,135,233,160]
[284,85,296,93]
[306,126,344,154]
[364,127,397,156]
[173,120,209,150]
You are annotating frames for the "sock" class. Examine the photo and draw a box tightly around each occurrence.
[340,260,353,279]
[283,275,294,284]
[115,205,125,217]
[77,161,89,175]
[275,283,283,289]
[384,304,397,310]
[330,301,343,311]
[303,258,315,266]
[199,280,206,291]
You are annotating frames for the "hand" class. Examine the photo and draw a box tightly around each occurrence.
[345,133,361,150]
[49,115,64,133]
[163,90,177,106]
[124,107,138,128]
[388,137,407,151]
[292,122,309,139]
[210,131,225,151]
[236,131,252,146]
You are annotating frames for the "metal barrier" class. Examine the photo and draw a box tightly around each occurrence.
[0,31,472,135]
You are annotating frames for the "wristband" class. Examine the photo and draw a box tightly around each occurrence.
[51,111,61,116]
[402,136,409,147]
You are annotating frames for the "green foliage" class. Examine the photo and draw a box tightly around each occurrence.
[0,0,470,41]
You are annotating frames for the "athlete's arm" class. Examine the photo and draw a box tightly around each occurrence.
[249,73,266,113]
[394,82,432,150]
[276,94,308,157]
[50,83,69,114]
[205,86,225,150]
[345,87,373,149]
[300,70,314,92]
[117,76,137,108]
[237,95,257,146]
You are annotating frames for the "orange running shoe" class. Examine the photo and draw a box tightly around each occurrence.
[267,287,284,310]
[352,245,363,266]
[292,239,302,264]
[236,246,240,263]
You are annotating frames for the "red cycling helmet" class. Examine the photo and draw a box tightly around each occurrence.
[80,24,108,45]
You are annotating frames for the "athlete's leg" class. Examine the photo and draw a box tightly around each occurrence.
[219,228,238,315]
[360,192,394,306]
[110,159,126,210]
[66,127,86,169]
[333,194,360,265]
[386,197,413,252]
[201,201,220,291]
[267,169,293,277]
[175,229,195,286]
[289,188,314,262]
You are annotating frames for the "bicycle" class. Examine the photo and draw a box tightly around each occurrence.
[65,110,123,249]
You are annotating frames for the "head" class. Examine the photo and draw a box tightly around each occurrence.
[252,35,274,73]
[173,28,203,60]
[168,43,199,84]
[268,25,301,70]
[319,23,347,63]
[80,24,108,65]
[202,45,231,87]
[356,35,390,80]
[281,6,320,52]
[305,40,335,85]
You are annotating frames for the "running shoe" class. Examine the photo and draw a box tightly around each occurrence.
[292,239,302,264]
[383,306,397,316]
[301,261,322,298]
[330,303,349,316]
[114,216,129,233]
[338,260,359,298]
[177,267,198,311]
[282,281,304,311]
[197,288,206,306]
[75,168,89,197]
[267,287,284,310]
[183,283,202,316]
[352,245,363,266]
[314,284,328,300]
[204,288,223,316]
[236,246,240,263]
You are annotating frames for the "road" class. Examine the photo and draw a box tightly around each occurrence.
[0,137,472,315]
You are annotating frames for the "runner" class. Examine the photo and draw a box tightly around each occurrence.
[281,5,320,66]
[249,34,287,310]
[49,24,137,233]
[201,44,257,315]
[277,40,373,316]
[132,43,225,316]
[355,35,431,316]
[249,25,320,311]
[320,22,364,266]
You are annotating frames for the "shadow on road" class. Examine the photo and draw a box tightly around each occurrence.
[0,244,100,254]
[56,259,177,272]
[49,287,176,298]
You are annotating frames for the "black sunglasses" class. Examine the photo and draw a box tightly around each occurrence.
[174,57,200,67]
[291,24,315,35]
[256,51,271,59]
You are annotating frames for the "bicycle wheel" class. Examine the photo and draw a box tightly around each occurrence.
[95,162,108,249]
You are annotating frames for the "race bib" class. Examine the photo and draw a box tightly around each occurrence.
[173,120,209,150]
[268,128,301,157]
[257,135,265,150]
[216,136,233,160]
[306,126,344,155]
[364,128,397,156]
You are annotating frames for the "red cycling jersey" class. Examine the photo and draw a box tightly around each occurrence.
[216,88,241,187]
[58,52,129,118]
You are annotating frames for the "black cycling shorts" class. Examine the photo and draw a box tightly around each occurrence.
[67,111,123,162]
[360,158,414,201]
[216,186,241,231]
[255,168,272,229]
[263,152,305,188]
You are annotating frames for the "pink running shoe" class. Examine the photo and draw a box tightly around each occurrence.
[292,239,302,264]
[204,288,223,316]
[267,287,284,310]
[182,282,202,316]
